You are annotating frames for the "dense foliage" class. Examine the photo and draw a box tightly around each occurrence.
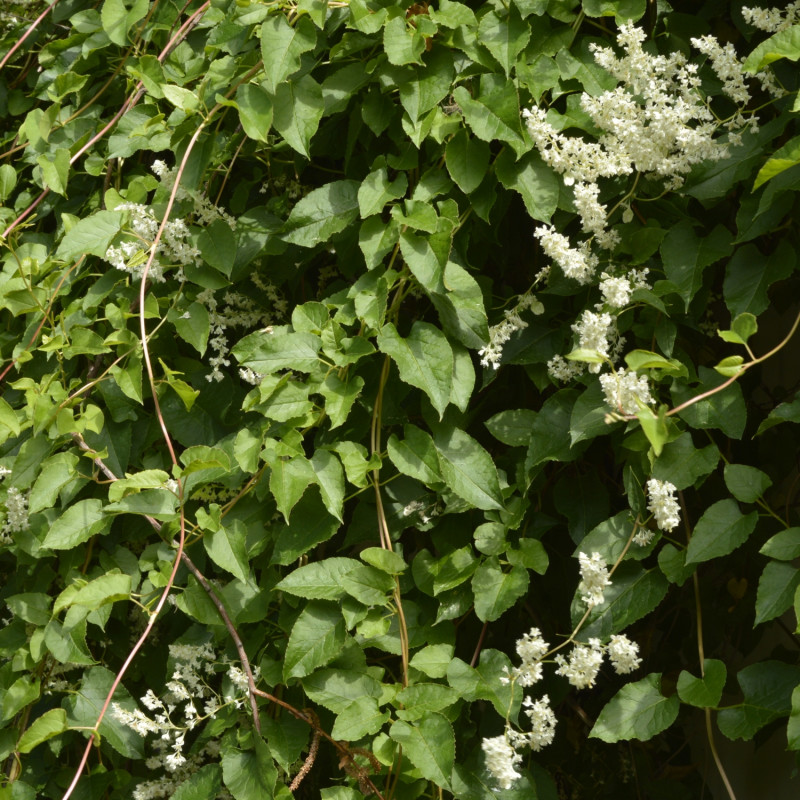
[2,0,800,798]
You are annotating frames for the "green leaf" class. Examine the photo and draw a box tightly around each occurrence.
[718,661,800,740]
[319,372,364,429]
[37,148,70,195]
[272,491,339,565]
[43,499,109,550]
[396,683,461,721]
[759,528,800,561]
[446,649,521,719]
[383,16,425,66]
[0,163,17,201]
[399,48,455,122]
[724,241,794,317]
[332,696,390,740]
[590,673,679,743]
[527,389,581,467]
[789,685,800,751]
[570,381,611,446]
[685,499,758,565]
[302,668,383,714]
[753,135,800,190]
[172,764,223,800]
[471,558,529,622]
[66,572,132,612]
[433,426,504,511]
[445,129,490,195]
[260,14,316,93]
[269,455,315,522]
[724,463,772,503]
[280,180,360,247]
[717,312,758,345]
[233,328,321,373]
[452,79,527,158]
[377,321,454,418]
[162,85,199,114]
[636,406,669,458]
[624,350,686,375]
[660,222,732,310]
[105,489,178,520]
[387,424,443,486]
[170,302,210,355]
[677,660,726,708]
[495,149,559,223]
[29,452,80,513]
[236,84,273,142]
[222,737,277,800]
[409,644,455,679]
[756,396,800,436]
[283,601,346,680]
[357,168,407,218]
[310,450,345,522]
[652,432,719,490]
[744,24,800,72]
[275,557,361,600]
[56,211,123,261]
[478,7,530,77]
[755,561,800,626]
[273,75,325,159]
[671,367,747,439]
[101,0,149,46]
[485,409,536,447]
[389,713,454,790]
[579,564,669,638]
[2,676,40,721]
[63,666,144,758]
[17,708,68,754]
[204,522,250,583]
[360,547,407,575]
[582,0,646,20]
[657,543,696,587]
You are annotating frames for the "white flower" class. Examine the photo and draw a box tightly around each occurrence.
[547,354,585,383]
[482,735,523,790]
[599,369,654,415]
[2,487,29,534]
[479,292,543,369]
[607,634,642,675]
[598,273,632,309]
[742,3,800,33]
[521,694,557,751]
[646,479,680,532]
[578,551,611,608]
[510,628,550,687]
[633,528,655,547]
[227,665,250,692]
[554,640,604,689]
[572,310,614,372]
[534,225,598,284]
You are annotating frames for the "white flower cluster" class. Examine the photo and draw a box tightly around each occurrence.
[578,550,612,608]
[646,478,681,532]
[484,622,641,788]
[527,23,765,389]
[105,202,199,283]
[0,467,29,544]
[114,643,255,800]
[533,225,599,284]
[151,160,236,230]
[479,292,544,369]
[599,368,655,415]
[555,634,642,689]
[743,3,800,32]
[197,278,285,382]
